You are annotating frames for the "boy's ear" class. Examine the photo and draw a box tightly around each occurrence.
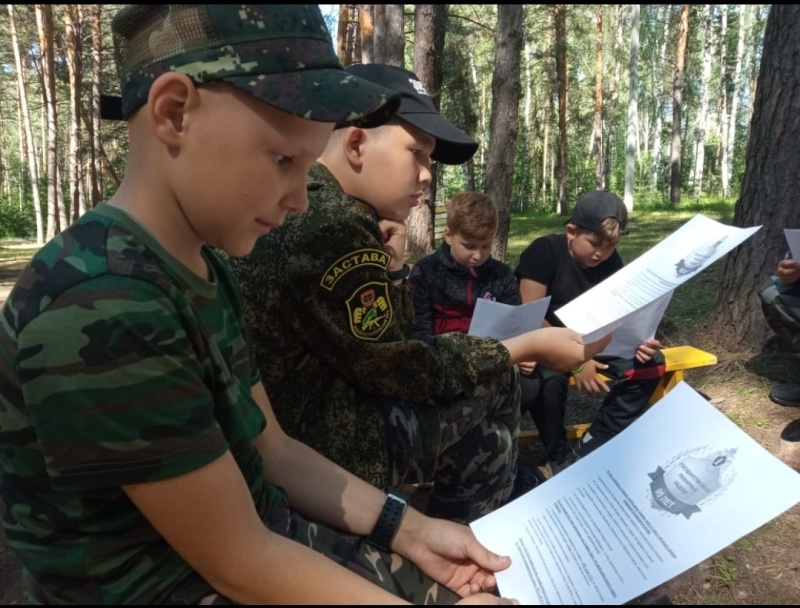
[565,223,578,239]
[147,72,199,147]
[443,226,453,245]
[342,126,369,170]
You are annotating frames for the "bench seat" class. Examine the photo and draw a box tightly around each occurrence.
[518,345,717,444]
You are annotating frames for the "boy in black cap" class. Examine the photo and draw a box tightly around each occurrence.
[514,190,665,476]
[229,64,609,525]
[0,6,535,604]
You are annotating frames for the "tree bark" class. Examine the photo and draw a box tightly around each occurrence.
[486,4,523,263]
[64,4,84,222]
[10,5,43,244]
[358,5,374,63]
[719,5,730,196]
[724,5,749,200]
[708,5,800,350]
[669,5,689,206]
[692,4,714,199]
[90,4,102,206]
[593,5,604,189]
[372,5,405,67]
[604,5,621,192]
[406,4,447,263]
[337,5,360,66]
[624,5,640,211]
[36,4,61,238]
[554,5,568,215]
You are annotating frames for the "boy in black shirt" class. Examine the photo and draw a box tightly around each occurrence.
[514,191,665,475]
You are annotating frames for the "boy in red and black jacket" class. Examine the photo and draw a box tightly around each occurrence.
[410,192,521,341]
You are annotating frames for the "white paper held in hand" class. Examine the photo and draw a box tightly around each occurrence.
[470,381,800,605]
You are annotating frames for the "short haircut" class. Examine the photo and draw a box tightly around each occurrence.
[446,192,498,241]
[573,217,622,246]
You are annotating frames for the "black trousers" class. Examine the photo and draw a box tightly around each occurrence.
[519,351,666,463]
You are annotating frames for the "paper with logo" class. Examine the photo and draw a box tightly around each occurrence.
[784,229,800,261]
[469,382,800,605]
[555,214,761,344]
[468,296,551,341]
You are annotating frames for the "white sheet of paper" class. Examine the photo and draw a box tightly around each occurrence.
[470,382,800,605]
[596,291,673,358]
[555,214,761,339]
[468,297,551,341]
[784,229,800,261]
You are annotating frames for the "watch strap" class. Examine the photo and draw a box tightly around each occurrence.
[387,264,411,281]
[366,486,409,552]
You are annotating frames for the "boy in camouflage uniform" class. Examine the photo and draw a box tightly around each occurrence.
[0,5,537,605]
[228,64,609,525]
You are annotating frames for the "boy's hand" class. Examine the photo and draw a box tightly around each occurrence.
[777,258,800,284]
[518,361,537,375]
[573,359,610,397]
[379,218,407,271]
[635,338,662,364]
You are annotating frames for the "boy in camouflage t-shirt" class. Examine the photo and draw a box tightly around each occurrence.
[0,5,529,605]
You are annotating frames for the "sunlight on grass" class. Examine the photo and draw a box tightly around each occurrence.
[0,239,38,263]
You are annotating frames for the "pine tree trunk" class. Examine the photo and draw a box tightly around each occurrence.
[486,4,523,263]
[669,5,689,206]
[90,4,102,206]
[64,4,84,222]
[708,4,800,351]
[692,5,714,199]
[719,5,730,198]
[372,5,404,67]
[593,5,604,189]
[406,4,447,263]
[543,24,554,207]
[554,4,568,215]
[724,5,749,200]
[9,4,43,244]
[36,4,61,239]
[624,5,640,210]
[604,5,621,191]
[358,5,374,63]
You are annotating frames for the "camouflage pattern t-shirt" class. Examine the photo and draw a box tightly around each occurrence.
[0,204,282,604]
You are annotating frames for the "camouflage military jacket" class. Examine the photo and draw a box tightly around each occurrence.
[228,163,510,487]
[0,204,280,604]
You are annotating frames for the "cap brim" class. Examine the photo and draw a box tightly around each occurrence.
[225,69,400,128]
[400,112,478,165]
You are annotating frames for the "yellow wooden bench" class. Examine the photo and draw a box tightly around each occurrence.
[518,344,717,444]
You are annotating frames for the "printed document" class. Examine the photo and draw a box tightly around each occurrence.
[555,214,761,345]
[468,296,551,341]
[784,228,800,261]
[470,382,800,605]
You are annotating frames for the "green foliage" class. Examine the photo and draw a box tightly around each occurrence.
[0,202,36,239]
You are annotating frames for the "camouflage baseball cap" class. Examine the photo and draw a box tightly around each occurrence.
[106,5,400,126]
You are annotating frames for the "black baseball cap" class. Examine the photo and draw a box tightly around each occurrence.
[342,63,479,165]
[569,190,629,234]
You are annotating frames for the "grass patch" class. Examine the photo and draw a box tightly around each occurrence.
[708,554,737,590]
[0,239,39,263]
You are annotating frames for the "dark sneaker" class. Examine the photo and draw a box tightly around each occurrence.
[769,382,800,407]
[574,432,604,458]
[548,449,580,477]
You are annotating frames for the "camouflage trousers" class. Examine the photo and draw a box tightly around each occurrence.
[760,280,800,354]
[181,504,460,605]
[382,367,521,524]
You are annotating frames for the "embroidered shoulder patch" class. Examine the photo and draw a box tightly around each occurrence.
[346,281,393,341]
[321,248,391,291]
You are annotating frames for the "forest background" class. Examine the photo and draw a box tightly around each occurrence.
[0,3,784,347]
